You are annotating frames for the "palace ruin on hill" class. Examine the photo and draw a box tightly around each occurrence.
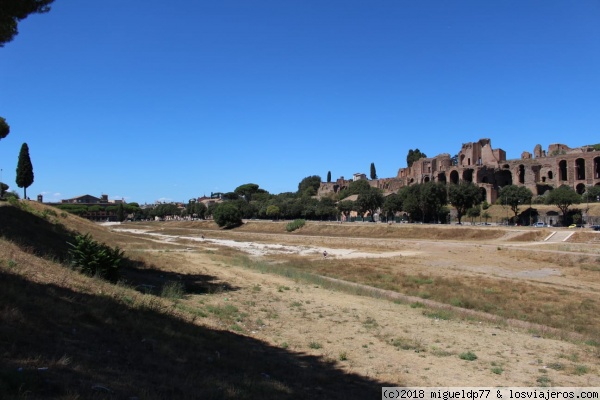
[318,138,600,203]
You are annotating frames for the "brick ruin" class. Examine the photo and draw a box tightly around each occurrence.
[318,138,600,204]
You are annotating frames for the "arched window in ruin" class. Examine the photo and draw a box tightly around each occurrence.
[575,158,585,180]
[559,160,567,181]
[450,170,459,184]
[594,157,600,179]
[576,183,586,195]
[503,164,510,169]
[438,172,447,183]
[424,176,430,183]
[518,165,525,184]
[463,169,473,183]
[548,171,553,180]
[479,187,487,202]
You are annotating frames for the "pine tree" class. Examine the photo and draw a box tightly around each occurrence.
[16,142,34,199]
[327,171,331,183]
[0,117,9,141]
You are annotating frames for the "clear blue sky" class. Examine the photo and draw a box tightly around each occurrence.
[1,1,599,204]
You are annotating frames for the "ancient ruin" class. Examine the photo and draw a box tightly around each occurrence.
[319,138,600,203]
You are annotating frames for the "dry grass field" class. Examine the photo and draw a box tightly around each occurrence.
[2,200,600,399]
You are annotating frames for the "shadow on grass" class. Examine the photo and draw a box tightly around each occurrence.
[0,204,75,261]
[0,204,238,296]
[122,262,240,295]
[0,270,396,399]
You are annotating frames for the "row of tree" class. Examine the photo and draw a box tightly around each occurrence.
[179,174,591,228]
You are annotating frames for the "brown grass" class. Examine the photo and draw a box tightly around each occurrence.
[3,200,600,396]
[0,202,390,399]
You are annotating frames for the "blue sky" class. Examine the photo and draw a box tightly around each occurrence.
[1,1,599,204]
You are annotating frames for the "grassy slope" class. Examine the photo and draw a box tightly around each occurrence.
[0,201,390,399]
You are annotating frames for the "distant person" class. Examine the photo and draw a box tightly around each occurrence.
[323,250,328,258]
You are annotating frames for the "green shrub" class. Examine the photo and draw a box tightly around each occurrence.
[161,281,185,300]
[67,233,123,282]
[286,219,306,232]
[42,209,57,219]
[459,351,478,361]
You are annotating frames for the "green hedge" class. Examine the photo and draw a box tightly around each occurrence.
[286,219,305,232]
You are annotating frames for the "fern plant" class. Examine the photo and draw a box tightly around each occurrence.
[67,233,123,282]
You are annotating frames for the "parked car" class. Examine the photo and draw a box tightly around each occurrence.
[591,225,600,231]
[533,222,546,228]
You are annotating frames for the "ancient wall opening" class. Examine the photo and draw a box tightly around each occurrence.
[559,160,567,181]
[537,184,552,196]
[576,158,586,180]
[450,170,459,184]
[576,183,586,195]
[477,167,494,185]
[438,172,447,183]
[463,169,473,183]
[532,165,541,182]
[495,170,513,187]
[548,171,553,180]
[518,165,525,184]
[594,157,600,179]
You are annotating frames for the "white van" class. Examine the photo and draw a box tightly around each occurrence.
[534,222,546,228]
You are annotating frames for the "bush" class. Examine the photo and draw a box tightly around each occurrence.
[67,233,123,282]
[213,202,242,228]
[459,351,478,361]
[286,219,306,232]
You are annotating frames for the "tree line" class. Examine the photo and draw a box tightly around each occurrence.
[150,173,595,228]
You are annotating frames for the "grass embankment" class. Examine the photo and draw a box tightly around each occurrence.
[0,201,390,399]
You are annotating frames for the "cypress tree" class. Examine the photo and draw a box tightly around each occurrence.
[370,162,377,180]
[117,203,125,222]
[16,142,34,199]
[327,171,331,183]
